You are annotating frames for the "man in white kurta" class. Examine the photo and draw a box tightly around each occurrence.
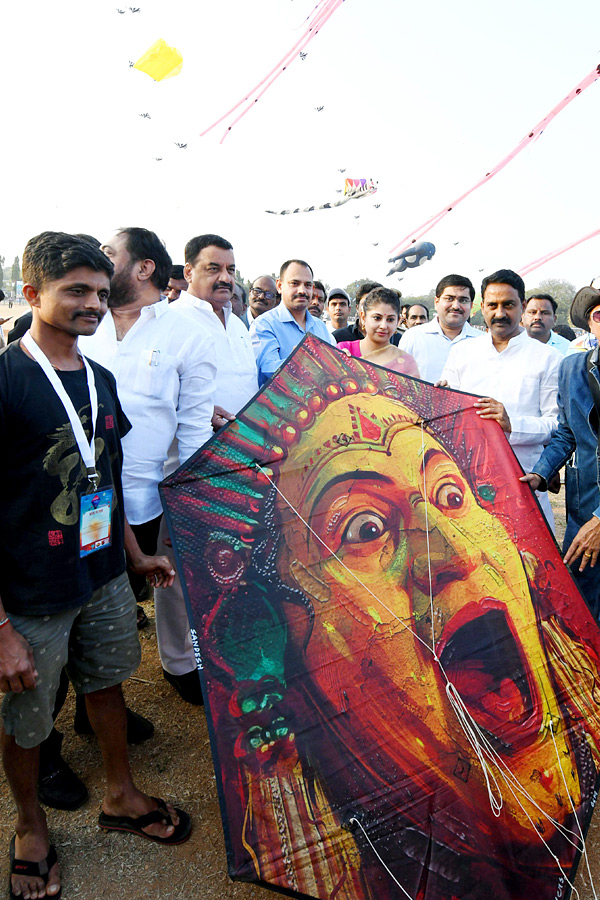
[155,234,259,703]
[441,269,561,527]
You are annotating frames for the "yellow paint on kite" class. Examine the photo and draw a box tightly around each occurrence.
[367,606,382,624]
[134,39,183,82]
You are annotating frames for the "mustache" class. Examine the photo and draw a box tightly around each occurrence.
[73,310,102,320]
[215,282,232,292]
[491,317,511,325]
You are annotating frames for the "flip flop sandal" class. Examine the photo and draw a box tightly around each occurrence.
[98,796,191,845]
[9,834,61,900]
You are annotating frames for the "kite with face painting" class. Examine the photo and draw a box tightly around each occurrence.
[161,335,600,900]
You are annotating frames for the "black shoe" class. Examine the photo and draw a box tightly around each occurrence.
[74,696,154,744]
[163,668,204,706]
[38,729,88,811]
[136,604,149,629]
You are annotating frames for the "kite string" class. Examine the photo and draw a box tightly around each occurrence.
[219,0,344,144]
[550,721,599,900]
[347,818,413,900]
[253,463,593,864]
[388,64,600,255]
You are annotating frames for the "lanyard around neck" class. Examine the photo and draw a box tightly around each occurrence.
[21,330,99,486]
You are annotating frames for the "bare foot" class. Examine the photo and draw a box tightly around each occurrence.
[102,790,181,840]
[11,826,61,899]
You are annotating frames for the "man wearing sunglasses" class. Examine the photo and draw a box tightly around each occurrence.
[241,275,279,329]
[522,287,600,619]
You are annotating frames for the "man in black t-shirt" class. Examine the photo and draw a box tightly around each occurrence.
[0,233,191,900]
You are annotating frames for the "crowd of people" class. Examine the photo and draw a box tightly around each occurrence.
[0,226,599,899]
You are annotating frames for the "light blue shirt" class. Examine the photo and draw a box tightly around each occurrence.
[546,330,571,355]
[251,303,335,385]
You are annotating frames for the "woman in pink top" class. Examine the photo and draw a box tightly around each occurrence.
[337,287,419,376]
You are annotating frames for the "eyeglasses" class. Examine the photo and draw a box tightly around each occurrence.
[251,287,277,301]
[439,294,471,305]
[590,309,600,324]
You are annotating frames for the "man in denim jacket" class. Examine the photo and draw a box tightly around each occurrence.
[521,286,600,618]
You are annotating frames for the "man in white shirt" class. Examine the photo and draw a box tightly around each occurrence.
[80,227,216,703]
[241,275,279,329]
[173,233,258,426]
[441,269,561,526]
[157,234,259,702]
[251,259,336,386]
[399,274,480,382]
[521,293,571,356]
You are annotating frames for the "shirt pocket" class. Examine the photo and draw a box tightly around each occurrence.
[132,349,180,401]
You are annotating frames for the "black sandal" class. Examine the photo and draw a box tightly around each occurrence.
[9,835,61,900]
[98,796,191,845]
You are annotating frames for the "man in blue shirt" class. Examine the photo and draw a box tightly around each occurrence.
[251,259,335,385]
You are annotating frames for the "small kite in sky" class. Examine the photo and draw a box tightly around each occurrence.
[338,168,346,173]
[116,8,125,13]
[372,242,379,246]
[129,6,140,11]
[266,178,377,215]
[300,52,307,60]
[174,142,187,148]
[139,112,151,119]
[387,240,436,275]
[315,106,324,111]
[133,38,183,82]
[374,203,381,208]
[154,157,163,161]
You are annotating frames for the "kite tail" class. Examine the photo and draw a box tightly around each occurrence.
[265,180,377,215]
[219,0,344,144]
[388,63,600,255]
[518,226,600,277]
[197,0,344,142]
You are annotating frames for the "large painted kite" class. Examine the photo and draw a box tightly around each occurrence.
[161,335,600,900]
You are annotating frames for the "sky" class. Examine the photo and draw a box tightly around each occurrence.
[2,0,600,296]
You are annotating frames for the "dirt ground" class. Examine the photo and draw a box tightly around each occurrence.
[1,303,599,898]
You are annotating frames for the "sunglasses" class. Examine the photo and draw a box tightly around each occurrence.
[590,309,600,324]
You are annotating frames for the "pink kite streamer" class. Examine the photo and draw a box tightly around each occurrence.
[389,64,600,256]
[199,0,345,143]
[518,226,600,277]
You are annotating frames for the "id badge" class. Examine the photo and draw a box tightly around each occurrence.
[80,488,114,557]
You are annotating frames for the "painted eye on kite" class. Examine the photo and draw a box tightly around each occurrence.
[435,482,464,510]
[343,512,386,544]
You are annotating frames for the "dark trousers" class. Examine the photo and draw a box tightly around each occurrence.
[128,515,162,602]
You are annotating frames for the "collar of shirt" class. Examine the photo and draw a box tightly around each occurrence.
[428,316,478,341]
[176,292,234,325]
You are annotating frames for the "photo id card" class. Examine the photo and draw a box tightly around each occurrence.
[80,488,114,557]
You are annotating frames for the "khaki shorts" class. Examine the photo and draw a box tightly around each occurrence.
[2,572,141,748]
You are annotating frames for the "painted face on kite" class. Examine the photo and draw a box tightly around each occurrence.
[274,393,582,843]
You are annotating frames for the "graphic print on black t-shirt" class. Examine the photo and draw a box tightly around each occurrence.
[45,401,107,527]
[0,343,131,616]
